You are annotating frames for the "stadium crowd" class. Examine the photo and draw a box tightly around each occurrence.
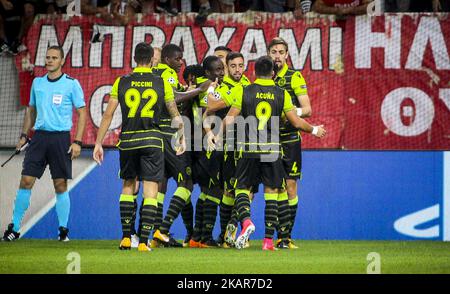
[1,0,449,55]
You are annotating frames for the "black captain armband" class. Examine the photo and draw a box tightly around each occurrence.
[73,140,83,147]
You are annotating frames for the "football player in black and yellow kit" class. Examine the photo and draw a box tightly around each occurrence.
[93,43,185,252]
[212,56,325,250]
[268,37,313,249]
[189,55,234,248]
[206,52,251,248]
[150,44,210,248]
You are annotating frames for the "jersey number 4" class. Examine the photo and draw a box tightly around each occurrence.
[125,88,158,118]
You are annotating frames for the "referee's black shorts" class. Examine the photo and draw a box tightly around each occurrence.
[22,131,72,179]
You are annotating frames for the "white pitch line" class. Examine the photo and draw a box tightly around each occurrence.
[20,162,98,237]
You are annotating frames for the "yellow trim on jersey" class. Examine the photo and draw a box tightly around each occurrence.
[276,63,289,78]
[292,71,308,97]
[122,129,174,137]
[133,67,152,73]
[231,85,244,110]
[281,138,301,144]
[116,144,163,151]
[110,77,121,99]
[276,63,308,97]
[118,136,163,143]
[254,78,275,86]
[163,79,175,102]
[240,74,251,86]
[152,63,179,87]
[283,90,295,113]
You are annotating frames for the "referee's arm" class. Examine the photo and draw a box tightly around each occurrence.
[16,106,36,150]
[69,106,87,160]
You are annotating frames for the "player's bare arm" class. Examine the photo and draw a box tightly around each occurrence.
[285,109,326,138]
[93,98,119,164]
[297,94,312,118]
[213,106,240,148]
[174,80,211,104]
[166,99,186,155]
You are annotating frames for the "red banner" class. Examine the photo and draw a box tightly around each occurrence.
[16,13,450,149]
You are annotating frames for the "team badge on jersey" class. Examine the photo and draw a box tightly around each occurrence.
[214,92,221,101]
[277,77,286,87]
[167,77,176,85]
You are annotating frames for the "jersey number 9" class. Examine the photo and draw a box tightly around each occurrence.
[255,101,272,130]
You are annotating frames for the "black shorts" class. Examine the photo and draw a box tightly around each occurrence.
[192,150,222,188]
[22,131,72,179]
[119,147,164,182]
[281,139,302,180]
[234,157,286,190]
[163,133,192,183]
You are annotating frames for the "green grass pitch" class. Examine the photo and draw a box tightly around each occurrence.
[1,240,449,274]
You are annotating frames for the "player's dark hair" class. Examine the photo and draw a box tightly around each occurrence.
[134,42,154,65]
[47,45,64,59]
[214,46,232,53]
[161,44,183,60]
[183,64,205,81]
[226,52,244,65]
[255,56,274,77]
[202,55,221,72]
[267,37,289,51]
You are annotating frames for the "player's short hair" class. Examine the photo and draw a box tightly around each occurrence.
[255,56,274,77]
[183,64,205,81]
[267,37,289,51]
[214,46,232,53]
[161,44,183,60]
[226,52,244,65]
[203,55,222,71]
[134,42,154,65]
[47,45,64,59]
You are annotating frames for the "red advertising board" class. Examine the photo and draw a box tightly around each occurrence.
[16,13,450,149]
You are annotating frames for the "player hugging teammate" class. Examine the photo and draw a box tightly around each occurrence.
[92,39,327,252]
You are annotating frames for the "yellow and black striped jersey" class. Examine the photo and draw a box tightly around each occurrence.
[232,78,295,158]
[274,63,308,137]
[110,67,174,150]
